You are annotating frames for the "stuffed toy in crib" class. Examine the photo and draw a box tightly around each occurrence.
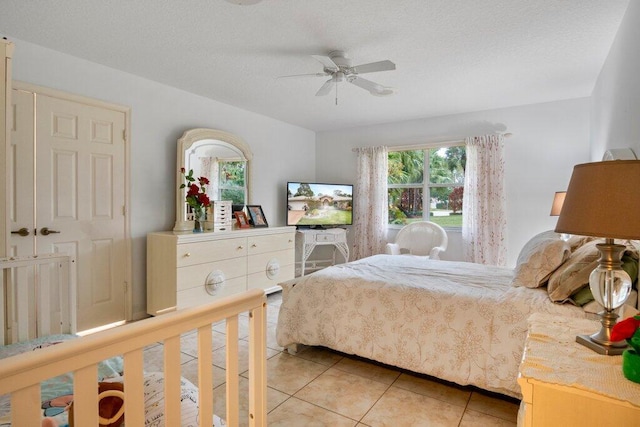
[41,381,124,427]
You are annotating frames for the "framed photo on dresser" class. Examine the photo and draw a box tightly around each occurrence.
[234,211,250,228]
[247,205,268,227]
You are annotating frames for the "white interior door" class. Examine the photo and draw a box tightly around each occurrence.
[9,89,35,255]
[7,89,37,339]
[35,93,127,331]
[5,88,130,333]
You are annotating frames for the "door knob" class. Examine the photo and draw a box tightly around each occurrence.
[11,227,30,236]
[40,227,61,236]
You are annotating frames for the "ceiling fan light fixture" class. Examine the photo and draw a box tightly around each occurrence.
[282,50,396,99]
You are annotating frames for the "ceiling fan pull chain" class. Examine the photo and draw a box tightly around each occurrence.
[335,81,338,106]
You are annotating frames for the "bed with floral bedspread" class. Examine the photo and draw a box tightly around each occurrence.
[276,232,639,398]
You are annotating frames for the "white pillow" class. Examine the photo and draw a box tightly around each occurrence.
[511,230,570,288]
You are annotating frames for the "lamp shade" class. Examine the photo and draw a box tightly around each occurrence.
[555,160,640,240]
[549,191,566,216]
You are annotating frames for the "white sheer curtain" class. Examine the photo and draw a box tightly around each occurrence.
[462,134,507,266]
[353,146,388,260]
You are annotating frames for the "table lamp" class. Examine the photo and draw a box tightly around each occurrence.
[550,191,570,241]
[555,160,640,355]
[549,191,566,216]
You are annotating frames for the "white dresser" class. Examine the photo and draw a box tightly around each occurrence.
[147,226,295,315]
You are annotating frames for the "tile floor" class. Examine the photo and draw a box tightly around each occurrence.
[143,291,520,426]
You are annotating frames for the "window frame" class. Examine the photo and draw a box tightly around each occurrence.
[387,142,465,230]
[216,159,247,204]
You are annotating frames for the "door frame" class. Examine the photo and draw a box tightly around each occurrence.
[5,80,133,322]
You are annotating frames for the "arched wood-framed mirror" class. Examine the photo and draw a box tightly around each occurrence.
[173,128,253,231]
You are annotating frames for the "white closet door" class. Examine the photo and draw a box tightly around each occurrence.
[9,89,35,255]
[35,93,127,331]
[7,89,37,341]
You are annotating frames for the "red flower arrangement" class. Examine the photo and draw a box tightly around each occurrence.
[180,168,211,214]
[611,315,640,352]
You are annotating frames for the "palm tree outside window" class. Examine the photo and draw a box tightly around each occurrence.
[387,146,465,228]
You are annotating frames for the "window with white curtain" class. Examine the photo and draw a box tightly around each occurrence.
[387,145,465,228]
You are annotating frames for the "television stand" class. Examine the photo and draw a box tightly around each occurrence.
[296,228,349,276]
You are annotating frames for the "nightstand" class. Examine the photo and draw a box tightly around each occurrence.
[518,313,640,426]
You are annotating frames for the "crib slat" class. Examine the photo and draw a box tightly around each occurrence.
[59,258,75,334]
[11,384,41,426]
[226,314,239,426]
[74,364,99,425]
[198,325,213,427]
[164,334,182,426]
[124,348,146,426]
[38,262,52,336]
[248,302,267,427]
[16,265,33,342]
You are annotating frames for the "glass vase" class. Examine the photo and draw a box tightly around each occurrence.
[193,208,206,233]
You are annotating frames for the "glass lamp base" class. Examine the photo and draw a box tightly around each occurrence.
[576,241,633,356]
[576,334,627,355]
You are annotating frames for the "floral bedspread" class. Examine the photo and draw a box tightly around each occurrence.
[276,255,587,397]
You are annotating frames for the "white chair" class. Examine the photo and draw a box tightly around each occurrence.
[385,221,448,259]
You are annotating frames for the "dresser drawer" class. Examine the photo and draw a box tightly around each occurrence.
[247,248,294,274]
[248,263,295,291]
[177,258,247,291]
[177,237,247,267]
[248,233,295,255]
[315,232,336,242]
[176,276,247,309]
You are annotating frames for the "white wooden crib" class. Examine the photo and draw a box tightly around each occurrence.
[0,254,267,426]
[1,254,74,345]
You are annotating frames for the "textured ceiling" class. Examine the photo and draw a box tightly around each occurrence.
[0,0,630,132]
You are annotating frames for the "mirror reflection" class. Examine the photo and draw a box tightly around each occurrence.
[186,140,247,204]
[174,128,252,232]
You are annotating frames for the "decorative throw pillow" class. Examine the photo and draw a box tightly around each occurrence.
[548,240,639,304]
[547,240,601,303]
[511,230,570,288]
[570,253,639,306]
[566,235,596,252]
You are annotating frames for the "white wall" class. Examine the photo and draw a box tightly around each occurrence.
[317,99,591,267]
[591,0,640,159]
[5,36,316,319]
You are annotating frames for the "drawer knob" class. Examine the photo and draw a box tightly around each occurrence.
[205,270,226,296]
[251,244,257,248]
[238,246,244,250]
[266,259,281,279]
[184,252,191,257]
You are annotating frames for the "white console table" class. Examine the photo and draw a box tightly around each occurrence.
[296,228,349,276]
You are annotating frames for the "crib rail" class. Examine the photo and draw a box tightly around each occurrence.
[0,253,74,345]
[0,288,268,427]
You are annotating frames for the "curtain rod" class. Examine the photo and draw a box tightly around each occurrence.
[352,132,512,153]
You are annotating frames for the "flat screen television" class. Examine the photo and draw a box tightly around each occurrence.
[287,182,353,228]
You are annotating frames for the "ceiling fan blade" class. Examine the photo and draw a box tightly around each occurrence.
[276,72,328,79]
[349,76,383,93]
[351,60,396,74]
[316,79,335,96]
[311,55,339,72]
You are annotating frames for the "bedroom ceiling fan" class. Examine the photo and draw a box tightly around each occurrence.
[279,50,396,103]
